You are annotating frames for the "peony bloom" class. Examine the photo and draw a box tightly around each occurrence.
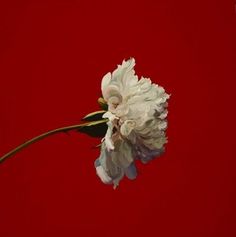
[94,58,170,188]
[0,57,169,184]
[0,57,170,186]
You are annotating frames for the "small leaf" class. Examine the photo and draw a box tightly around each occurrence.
[92,143,102,149]
[77,119,108,138]
[82,110,106,121]
[98,97,108,110]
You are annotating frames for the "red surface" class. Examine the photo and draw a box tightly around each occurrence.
[0,1,235,236]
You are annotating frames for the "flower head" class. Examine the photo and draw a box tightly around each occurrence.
[95,58,170,187]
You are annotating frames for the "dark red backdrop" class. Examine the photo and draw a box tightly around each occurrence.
[0,1,235,236]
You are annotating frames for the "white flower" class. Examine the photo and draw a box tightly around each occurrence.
[95,58,170,188]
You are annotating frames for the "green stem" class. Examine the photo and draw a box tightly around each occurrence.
[0,119,108,164]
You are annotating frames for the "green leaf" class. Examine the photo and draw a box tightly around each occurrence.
[77,119,108,138]
[98,97,108,110]
[82,110,106,121]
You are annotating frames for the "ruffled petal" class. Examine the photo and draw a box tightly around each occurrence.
[96,166,112,184]
[125,163,137,180]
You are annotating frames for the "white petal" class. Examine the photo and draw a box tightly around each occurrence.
[102,111,116,120]
[104,120,115,151]
[96,166,112,184]
[101,72,111,94]
[120,120,136,137]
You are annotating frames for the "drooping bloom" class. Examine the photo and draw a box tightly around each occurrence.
[94,58,170,188]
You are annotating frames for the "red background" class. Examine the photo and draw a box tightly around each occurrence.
[0,1,235,236]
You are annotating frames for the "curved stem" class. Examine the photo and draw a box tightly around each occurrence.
[0,119,108,164]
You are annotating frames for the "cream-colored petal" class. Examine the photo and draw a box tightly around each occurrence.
[101,72,111,95]
[96,166,112,184]
[104,120,115,151]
